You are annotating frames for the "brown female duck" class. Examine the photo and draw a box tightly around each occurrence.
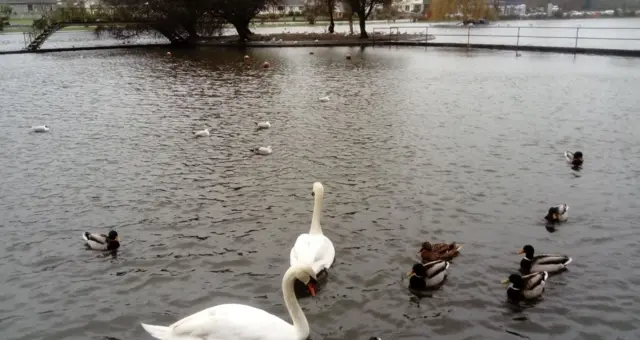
[418,241,463,263]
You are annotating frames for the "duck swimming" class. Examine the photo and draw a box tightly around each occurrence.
[518,245,572,274]
[565,151,583,167]
[418,241,463,263]
[501,271,548,301]
[544,204,569,223]
[82,230,120,251]
[407,260,449,290]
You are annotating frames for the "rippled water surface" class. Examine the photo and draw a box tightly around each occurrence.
[1,47,640,340]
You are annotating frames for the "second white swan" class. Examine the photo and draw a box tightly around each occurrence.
[141,265,316,340]
[290,182,335,296]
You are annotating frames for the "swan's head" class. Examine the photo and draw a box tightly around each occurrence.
[544,207,559,223]
[293,265,317,296]
[407,263,426,277]
[311,182,324,197]
[107,230,119,241]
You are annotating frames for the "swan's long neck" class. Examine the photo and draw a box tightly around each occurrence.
[282,269,309,340]
[309,193,323,235]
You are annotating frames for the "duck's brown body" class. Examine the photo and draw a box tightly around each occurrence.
[419,242,462,263]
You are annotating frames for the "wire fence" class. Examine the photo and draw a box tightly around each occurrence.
[372,25,640,51]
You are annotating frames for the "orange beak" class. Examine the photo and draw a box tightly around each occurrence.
[308,283,316,297]
[517,249,525,254]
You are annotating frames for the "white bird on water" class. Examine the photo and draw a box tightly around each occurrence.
[319,96,330,102]
[256,121,271,130]
[32,125,49,133]
[194,128,210,138]
[140,265,317,340]
[253,146,272,155]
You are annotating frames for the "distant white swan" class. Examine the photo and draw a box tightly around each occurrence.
[253,146,272,155]
[256,121,271,129]
[32,125,49,133]
[319,96,330,102]
[194,128,210,137]
[141,265,317,340]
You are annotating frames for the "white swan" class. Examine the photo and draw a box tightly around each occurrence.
[256,121,271,129]
[290,182,335,295]
[252,146,272,155]
[194,128,210,137]
[319,96,330,102]
[141,265,316,340]
[32,125,49,133]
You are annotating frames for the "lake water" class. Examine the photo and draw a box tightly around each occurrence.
[1,45,640,340]
[2,18,640,52]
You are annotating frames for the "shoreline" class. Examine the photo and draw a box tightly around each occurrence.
[1,39,639,57]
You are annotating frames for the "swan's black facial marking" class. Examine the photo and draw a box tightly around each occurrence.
[311,192,315,197]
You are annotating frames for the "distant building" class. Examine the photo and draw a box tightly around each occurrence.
[0,0,56,16]
[261,0,306,15]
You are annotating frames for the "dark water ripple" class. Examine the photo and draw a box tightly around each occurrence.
[1,47,640,340]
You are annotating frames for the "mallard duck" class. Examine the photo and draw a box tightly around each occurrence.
[518,245,572,274]
[544,204,569,223]
[407,260,449,290]
[82,230,120,251]
[564,151,583,166]
[501,271,548,301]
[419,241,463,263]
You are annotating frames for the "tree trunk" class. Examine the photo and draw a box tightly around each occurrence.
[358,11,367,38]
[348,10,353,35]
[328,4,334,33]
[230,18,252,41]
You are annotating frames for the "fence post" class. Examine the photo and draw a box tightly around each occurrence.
[574,27,580,50]
[516,27,520,52]
[425,26,429,48]
[467,26,471,47]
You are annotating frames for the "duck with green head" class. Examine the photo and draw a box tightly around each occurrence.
[501,271,549,301]
[518,245,572,274]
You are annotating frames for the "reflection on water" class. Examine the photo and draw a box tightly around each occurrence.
[1,47,640,340]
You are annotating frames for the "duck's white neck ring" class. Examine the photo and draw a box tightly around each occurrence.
[522,256,532,261]
[508,284,521,291]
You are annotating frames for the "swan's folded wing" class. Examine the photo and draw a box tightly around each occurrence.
[312,236,335,272]
[169,304,294,340]
[290,233,312,266]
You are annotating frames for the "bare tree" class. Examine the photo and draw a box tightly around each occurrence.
[210,0,279,41]
[326,0,336,33]
[343,0,387,38]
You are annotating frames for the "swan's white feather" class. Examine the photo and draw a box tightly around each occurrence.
[142,304,298,340]
[290,234,335,274]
